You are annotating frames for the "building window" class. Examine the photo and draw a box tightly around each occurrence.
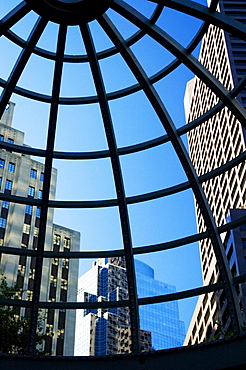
[36,207,41,218]
[23,224,30,234]
[8,162,15,172]
[54,234,61,245]
[0,135,4,141]
[204,307,210,324]
[29,268,35,279]
[30,169,37,179]
[202,294,208,309]
[50,275,57,287]
[7,138,14,144]
[28,186,35,197]
[0,159,5,169]
[0,218,7,228]
[64,237,70,249]
[25,205,32,215]
[34,227,39,237]
[18,264,25,276]
[5,180,12,191]
[62,258,69,269]
[198,324,204,340]
[38,190,42,199]
[61,279,68,290]
[40,172,44,181]
[2,201,9,209]
[57,328,64,340]
[46,324,54,337]
[197,308,202,323]
[52,258,59,266]
[192,323,197,339]
[26,290,33,301]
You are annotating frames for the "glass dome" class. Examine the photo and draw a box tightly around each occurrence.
[0,0,246,364]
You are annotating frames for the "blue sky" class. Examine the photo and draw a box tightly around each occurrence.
[0,0,207,333]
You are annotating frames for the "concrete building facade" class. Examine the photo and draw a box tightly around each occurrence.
[184,0,246,345]
[215,209,246,332]
[0,102,80,355]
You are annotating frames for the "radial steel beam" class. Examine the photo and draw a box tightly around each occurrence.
[98,11,244,336]
[0,0,245,354]
[27,23,67,355]
[149,0,246,41]
[1,4,162,61]
[2,1,245,106]
[0,3,208,105]
[0,1,31,36]
[0,16,47,119]
[112,0,246,128]
[79,22,141,354]
[0,32,204,105]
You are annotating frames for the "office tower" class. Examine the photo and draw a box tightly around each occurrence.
[216,209,246,328]
[74,257,185,355]
[134,259,185,349]
[75,257,151,355]
[184,0,246,345]
[0,103,80,355]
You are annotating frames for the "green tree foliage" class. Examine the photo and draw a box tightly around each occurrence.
[0,274,48,354]
[205,321,234,342]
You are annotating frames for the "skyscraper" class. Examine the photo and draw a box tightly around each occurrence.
[0,103,80,355]
[184,0,246,344]
[134,259,185,350]
[74,257,185,355]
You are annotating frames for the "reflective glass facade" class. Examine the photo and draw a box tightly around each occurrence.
[135,259,185,349]
[75,258,185,355]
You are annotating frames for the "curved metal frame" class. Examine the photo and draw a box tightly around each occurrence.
[0,0,246,357]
